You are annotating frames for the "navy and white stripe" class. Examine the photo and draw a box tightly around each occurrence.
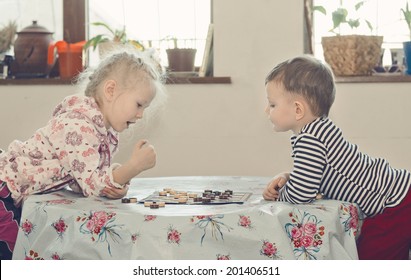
[279,117,410,217]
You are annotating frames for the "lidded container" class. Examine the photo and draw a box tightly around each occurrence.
[13,20,54,77]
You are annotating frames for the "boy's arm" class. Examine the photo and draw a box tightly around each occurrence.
[278,134,326,204]
[263,172,289,200]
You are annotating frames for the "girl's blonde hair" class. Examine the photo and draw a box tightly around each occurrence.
[76,45,166,103]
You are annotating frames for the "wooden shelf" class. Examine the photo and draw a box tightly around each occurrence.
[335,75,411,83]
[0,76,232,86]
[166,76,231,84]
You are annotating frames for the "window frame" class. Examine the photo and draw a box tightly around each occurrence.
[303,0,411,83]
[0,0,230,85]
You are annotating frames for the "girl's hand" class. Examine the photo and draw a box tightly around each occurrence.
[129,139,156,173]
[112,140,156,186]
[102,185,129,199]
[262,173,289,201]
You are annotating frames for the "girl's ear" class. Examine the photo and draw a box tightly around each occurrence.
[103,80,117,102]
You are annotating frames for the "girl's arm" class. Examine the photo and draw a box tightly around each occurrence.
[49,117,125,197]
[111,139,156,185]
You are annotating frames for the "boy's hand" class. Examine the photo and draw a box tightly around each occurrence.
[102,185,129,199]
[263,173,289,201]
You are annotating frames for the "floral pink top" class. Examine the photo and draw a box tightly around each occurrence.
[0,94,123,207]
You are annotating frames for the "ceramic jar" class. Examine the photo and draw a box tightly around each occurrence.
[13,20,54,77]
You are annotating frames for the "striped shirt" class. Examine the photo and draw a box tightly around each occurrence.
[278,117,410,217]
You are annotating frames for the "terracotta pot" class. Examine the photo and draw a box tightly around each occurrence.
[166,48,196,72]
[13,20,54,77]
[48,40,85,80]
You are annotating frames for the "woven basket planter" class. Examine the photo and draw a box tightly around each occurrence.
[321,35,383,76]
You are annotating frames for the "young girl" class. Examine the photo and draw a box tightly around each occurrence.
[262,55,411,259]
[0,46,166,259]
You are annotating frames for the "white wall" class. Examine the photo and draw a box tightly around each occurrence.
[1,0,410,179]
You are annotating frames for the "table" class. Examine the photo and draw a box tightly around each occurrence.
[12,176,362,260]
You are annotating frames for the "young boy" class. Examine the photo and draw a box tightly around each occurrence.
[262,55,411,260]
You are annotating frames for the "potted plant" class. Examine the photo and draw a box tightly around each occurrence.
[401,2,411,75]
[84,22,144,56]
[0,21,17,55]
[164,36,197,72]
[315,1,383,76]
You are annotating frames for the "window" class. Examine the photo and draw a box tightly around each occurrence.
[87,0,211,68]
[0,0,210,68]
[0,0,63,47]
[313,0,409,65]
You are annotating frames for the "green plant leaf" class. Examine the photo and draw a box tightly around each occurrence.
[313,5,326,15]
[354,1,365,11]
[91,22,115,36]
[84,35,108,50]
[347,19,360,29]
[332,8,348,30]
[365,20,373,32]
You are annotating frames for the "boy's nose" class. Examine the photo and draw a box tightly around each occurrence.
[264,105,269,115]
[136,110,144,119]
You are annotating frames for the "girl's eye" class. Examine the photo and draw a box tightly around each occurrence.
[137,103,142,108]
[270,104,275,108]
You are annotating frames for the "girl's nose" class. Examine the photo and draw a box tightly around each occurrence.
[264,105,269,115]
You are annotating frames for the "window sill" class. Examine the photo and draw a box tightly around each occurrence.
[335,75,411,83]
[0,76,232,86]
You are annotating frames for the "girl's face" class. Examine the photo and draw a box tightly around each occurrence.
[103,80,155,132]
[264,81,298,133]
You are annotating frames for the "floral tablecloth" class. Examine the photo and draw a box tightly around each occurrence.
[12,176,361,260]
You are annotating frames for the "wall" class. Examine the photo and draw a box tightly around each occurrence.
[1,0,410,179]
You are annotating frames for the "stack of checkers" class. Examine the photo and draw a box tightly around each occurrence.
[199,189,233,203]
[159,188,194,204]
[144,201,166,209]
[121,197,138,203]
[158,188,234,204]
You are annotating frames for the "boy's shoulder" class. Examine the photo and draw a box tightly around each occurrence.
[295,117,342,146]
[300,117,340,136]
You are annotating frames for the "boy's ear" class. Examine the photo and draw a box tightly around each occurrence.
[294,101,305,121]
[103,80,116,101]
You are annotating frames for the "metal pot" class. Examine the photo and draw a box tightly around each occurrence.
[13,20,54,78]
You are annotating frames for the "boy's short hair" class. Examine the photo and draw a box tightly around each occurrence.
[265,55,336,117]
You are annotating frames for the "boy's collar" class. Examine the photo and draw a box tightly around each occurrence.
[296,116,327,135]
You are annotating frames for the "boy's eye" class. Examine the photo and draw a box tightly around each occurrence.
[270,104,275,108]
[137,103,142,108]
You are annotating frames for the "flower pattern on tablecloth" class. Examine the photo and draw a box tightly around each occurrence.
[193,215,233,245]
[51,218,68,238]
[340,203,359,237]
[35,198,75,215]
[21,219,35,236]
[24,249,44,260]
[285,209,325,260]
[167,225,181,244]
[144,215,157,222]
[77,210,123,256]
[51,252,62,260]
[260,240,280,259]
[216,254,231,260]
[238,215,253,229]
[12,182,362,260]
[131,233,140,244]
[44,199,75,206]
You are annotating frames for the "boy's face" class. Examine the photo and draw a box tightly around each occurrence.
[104,80,155,132]
[265,81,298,133]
